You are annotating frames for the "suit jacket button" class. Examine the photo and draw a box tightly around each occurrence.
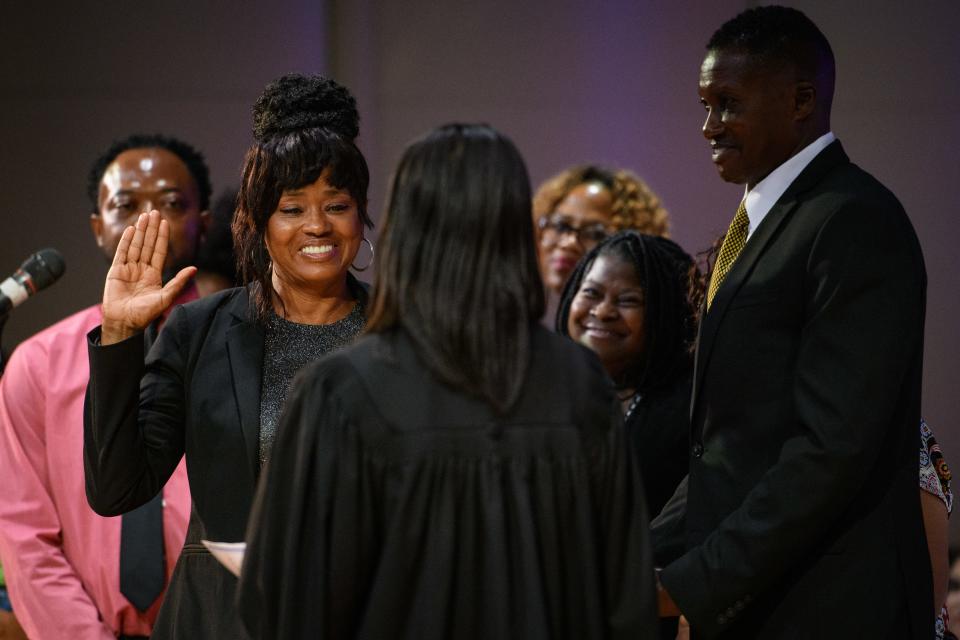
[691,442,704,458]
[717,614,727,625]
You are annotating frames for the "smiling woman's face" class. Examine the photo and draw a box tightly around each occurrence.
[265,169,363,300]
[537,182,614,294]
[567,253,646,381]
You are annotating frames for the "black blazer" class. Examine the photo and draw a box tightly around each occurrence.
[624,375,691,519]
[656,141,931,639]
[85,282,366,639]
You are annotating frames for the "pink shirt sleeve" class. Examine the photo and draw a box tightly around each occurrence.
[0,338,114,640]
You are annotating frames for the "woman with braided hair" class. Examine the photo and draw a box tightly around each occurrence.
[557,231,697,518]
[83,73,373,638]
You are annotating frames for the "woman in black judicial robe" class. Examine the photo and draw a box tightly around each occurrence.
[238,124,657,639]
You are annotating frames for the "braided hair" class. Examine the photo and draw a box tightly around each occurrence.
[557,231,698,393]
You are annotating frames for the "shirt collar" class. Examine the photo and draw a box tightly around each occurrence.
[743,131,836,239]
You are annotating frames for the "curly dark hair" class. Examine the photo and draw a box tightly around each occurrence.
[557,231,700,393]
[252,74,360,142]
[87,133,212,212]
[533,164,670,237]
[233,73,373,320]
[708,5,835,105]
[689,234,725,322]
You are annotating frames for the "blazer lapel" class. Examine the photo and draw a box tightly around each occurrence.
[224,287,264,480]
[691,141,850,420]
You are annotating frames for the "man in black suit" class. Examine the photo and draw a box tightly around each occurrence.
[653,6,931,638]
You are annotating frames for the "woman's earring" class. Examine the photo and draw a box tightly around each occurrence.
[351,237,374,272]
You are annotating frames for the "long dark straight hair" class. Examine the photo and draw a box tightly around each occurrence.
[366,123,545,413]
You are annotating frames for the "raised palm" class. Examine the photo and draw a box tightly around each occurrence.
[100,210,196,344]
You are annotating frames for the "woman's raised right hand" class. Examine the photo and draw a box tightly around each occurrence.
[100,210,197,345]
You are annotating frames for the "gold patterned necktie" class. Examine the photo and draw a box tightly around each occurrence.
[707,200,750,309]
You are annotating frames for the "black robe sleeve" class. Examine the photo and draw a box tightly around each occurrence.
[238,362,366,638]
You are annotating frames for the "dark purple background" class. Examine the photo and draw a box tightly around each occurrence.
[2,1,958,533]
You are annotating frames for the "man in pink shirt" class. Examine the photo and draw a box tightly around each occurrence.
[0,134,216,639]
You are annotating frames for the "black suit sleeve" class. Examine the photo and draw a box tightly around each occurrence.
[660,199,926,635]
[650,475,688,566]
[83,307,189,516]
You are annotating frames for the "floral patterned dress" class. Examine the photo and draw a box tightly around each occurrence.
[920,420,952,640]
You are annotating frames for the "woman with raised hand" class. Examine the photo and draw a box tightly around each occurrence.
[83,74,373,638]
[238,124,657,639]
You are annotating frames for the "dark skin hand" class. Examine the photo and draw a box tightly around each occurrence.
[100,210,196,345]
[657,573,682,617]
[658,577,689,640]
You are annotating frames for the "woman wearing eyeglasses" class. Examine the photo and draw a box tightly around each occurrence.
[533,165,671,322]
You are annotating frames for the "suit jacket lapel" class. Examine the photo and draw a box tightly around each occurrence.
[691,141,850,421]
[224,286,264,480]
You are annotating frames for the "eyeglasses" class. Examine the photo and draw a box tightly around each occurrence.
[537,215,611,247]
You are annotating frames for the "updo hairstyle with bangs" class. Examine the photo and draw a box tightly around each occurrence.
[233,73,373,319]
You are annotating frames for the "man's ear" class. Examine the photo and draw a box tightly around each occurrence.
[794,81,816,120]
[89,213,104,248]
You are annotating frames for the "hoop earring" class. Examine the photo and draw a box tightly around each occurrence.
[352,237,374,272]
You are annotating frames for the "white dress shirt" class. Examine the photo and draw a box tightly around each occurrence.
[744,132,836,240]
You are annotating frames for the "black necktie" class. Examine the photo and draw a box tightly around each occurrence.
[119,493,165,611]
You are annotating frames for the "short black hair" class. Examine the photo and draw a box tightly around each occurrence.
[366,123,544,414]
[196,187,240,285]
[86,133,212,212]
[707,5,835,83]
[557,231,697,393]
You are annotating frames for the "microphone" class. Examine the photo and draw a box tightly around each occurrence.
[0,248,66,316]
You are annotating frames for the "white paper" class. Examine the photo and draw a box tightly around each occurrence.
[201,539,246,577]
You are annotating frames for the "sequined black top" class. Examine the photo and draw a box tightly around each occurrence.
[258,302,365,469]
